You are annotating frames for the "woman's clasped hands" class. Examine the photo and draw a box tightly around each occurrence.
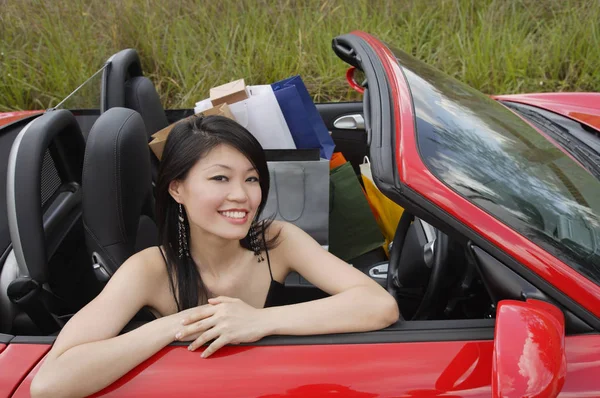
[173,296,272,358]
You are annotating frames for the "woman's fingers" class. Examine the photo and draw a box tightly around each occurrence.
[177,298,260,357]
[180,304,218,326]
[176,317,218,341]
[188,327,221,352]
[201,335,230,358]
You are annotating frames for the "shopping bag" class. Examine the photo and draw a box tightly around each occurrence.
[360,157,404,255]
[271,75,335,159]
[261,157,330,247]
[195,85,296,150]
[209,78,248,106]
[148,103,236,160]
[328,162,385,262]
[264,148,320,162]
[329,152,347,170]
[330,152,379,219]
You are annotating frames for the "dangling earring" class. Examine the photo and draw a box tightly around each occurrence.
[178,203,190,259]
[249,222,264,262]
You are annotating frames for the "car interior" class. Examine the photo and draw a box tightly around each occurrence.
[0,45,594,341]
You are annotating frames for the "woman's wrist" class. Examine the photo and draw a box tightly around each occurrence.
[258,307,281,337]
[155,313,183,344]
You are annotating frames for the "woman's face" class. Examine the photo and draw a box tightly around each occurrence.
[169,144,262,241]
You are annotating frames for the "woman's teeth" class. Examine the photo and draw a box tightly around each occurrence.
[220,211,247,219]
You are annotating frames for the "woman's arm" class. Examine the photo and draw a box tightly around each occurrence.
[30,248,181,398]
[178,222,399,358]
[261,221,400,335]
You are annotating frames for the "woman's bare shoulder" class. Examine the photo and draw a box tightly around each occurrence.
[264,219,287,245]
[117,246,169,290]
[263,220,317,259]
[126,245,167,271]
[265,220,310,243]
[120,246,175,315]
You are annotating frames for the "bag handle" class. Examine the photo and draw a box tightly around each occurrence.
[272,164,306,222]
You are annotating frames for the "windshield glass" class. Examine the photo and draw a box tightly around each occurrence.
[391,47,600,284]
[53,64,106,110]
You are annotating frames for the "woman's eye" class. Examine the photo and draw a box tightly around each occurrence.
[246,176,259,183]
[211,175,228,182]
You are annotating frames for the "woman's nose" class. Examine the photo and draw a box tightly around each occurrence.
[227,182,248,202]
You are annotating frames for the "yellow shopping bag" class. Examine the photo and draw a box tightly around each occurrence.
[360,157,404,256]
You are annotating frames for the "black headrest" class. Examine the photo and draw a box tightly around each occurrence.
[82,108,154,274]
[125,76,169,136]
[101,49,144,113]
[7,110,85,283]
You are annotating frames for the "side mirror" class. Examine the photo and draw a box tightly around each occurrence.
[493,299,567,398]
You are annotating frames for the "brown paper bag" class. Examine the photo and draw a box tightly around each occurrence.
[148,103,236,160]
[210,79,248,106]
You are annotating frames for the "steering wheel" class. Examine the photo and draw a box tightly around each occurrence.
[387,211,450,320]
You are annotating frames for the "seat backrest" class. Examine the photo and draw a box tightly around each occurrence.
[101,49,169,137]
[2,110,86,333]
[83,107,157,278]
[7,110,85,283]
[101,49,168,184]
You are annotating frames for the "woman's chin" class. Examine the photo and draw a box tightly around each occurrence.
[212,225,251,241]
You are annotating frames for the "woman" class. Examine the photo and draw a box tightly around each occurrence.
[31,115,399,398]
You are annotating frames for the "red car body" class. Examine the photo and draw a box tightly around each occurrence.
[493,92,600,132]
[0,111,43,129]
[1,31,600,397]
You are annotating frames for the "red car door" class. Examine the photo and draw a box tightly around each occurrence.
[15,338,498,397]
[9,332,600,397]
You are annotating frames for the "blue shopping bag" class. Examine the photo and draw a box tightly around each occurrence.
[271,76,335,159]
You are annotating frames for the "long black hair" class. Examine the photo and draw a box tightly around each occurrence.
[155,115,278,311]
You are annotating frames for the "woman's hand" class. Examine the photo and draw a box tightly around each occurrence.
[174,296,271,358]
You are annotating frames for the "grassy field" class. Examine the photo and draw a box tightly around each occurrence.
[1,0,599,111]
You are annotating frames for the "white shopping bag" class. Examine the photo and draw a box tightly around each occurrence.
[228,85,296,149]
[194,98,213,114]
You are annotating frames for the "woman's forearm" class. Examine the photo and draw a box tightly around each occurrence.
[31,316,178,398]
[262,286,399,336]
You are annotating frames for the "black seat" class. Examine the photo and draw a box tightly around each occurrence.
[101,49,169,136]
[3,110,95,334]
[101,49,168,183]
[82,107,158,281]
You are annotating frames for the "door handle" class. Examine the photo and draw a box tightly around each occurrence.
[368,262,388,279]
[333,114,365,130]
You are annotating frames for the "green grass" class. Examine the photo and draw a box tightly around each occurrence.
[1,0,599,111]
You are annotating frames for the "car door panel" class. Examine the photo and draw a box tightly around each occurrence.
[0,343,49,398]
[16,340,495,397]
[562,335,600,396]
[13,334,600,397]
[317,102,367,174]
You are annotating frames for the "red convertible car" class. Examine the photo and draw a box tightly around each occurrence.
[1,30,600,397]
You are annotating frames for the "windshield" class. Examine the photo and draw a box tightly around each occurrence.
[501,101,600,181]
[391,47,600,284]
[53,64,106,111]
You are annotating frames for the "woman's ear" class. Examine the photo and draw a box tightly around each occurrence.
[168,180,183,203]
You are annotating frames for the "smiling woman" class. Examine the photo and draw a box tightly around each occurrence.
[29,115,399,398]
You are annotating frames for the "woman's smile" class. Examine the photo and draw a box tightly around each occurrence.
[218,209,250,225]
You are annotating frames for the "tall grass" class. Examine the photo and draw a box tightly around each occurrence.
[1,0,599,111]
